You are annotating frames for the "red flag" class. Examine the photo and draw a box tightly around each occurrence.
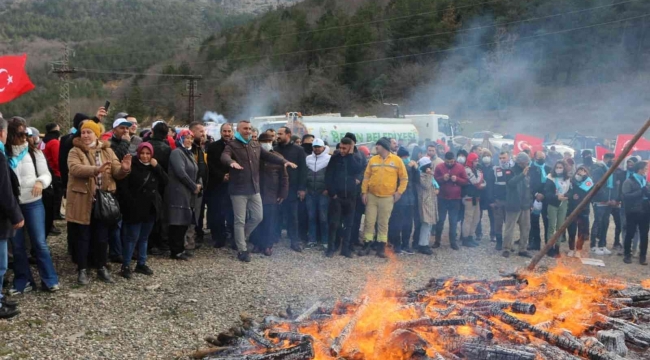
[0,54,35,104]
[614,134,650,157]
[513,134,543,155]
[595,146,610,161]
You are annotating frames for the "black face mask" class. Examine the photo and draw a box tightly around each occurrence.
[302,143,313,154]
[536,159,545,165]
[48,130,61,139]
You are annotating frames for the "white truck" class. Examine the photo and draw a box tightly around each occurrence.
[251,112,455,146]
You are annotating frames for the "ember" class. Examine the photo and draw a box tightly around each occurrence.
[193,266,650,359]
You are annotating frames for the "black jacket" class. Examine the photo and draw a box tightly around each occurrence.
[0,152,23,239]
[110,135,130,161]
[147,136,171,172]
[478,163,495,209]
[622,176,649,215]
[325,151,364,199]
[207,139,230,190]
[192,139,207,184]
[529,163,551,198]
[543,175,571,208]
[119,160,168,224]
[590,163,621,203]
[274,142,307,201]
[567,177,592,215]
[492,164,513,202]
[395,164,418,207]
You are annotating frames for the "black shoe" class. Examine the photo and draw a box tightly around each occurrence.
[97,267,114,283]
[109,256,124,264]
[357,242,371,257]
[251,246,262,254]
[640,257,648,266]
[1,297,18,309]
[462,237,479,248]
[393,244,402,254]
[120,266,132,279]
[0,306,20,319]
[502,251,510,258]
[78,269,90,285]
[402,246,415,255]
[624,255,632,264]
[613,243,623,251]
[326,251,335,258]
[341,251,353,259]
[450,242,460,251]
[50,226,62,236]
[376,243,387,258]
[518,251,533,258]
[135,264,154,276]
[432,241,441,249]
[418,246,433,255]
[238,251,251,263]
[170,252,190,261]
[290,243,303,253]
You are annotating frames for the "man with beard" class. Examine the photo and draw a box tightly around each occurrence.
[207,123,235,248]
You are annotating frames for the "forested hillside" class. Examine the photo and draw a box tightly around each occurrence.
[2,0,650,135]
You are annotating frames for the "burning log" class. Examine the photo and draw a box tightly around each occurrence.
[472,326,494,340]
[537,344,583,360]
[612,288,650,302]
[394,317,476,330]
[330,296,369,357]
[609,307,650,321]
[469,312,529,344]
[244,330,274,349]
[433,304,456,317]
[380,329,429,358]
[597,330,628,357]
[510,302,536,315]
[267,331,314,344]
[308,314,332,321]
[294,302,322,322]
[595,315,650,348]
[460,343,536,360]
[440,334,483,353]
[205,341,314,360]
[444,294,492,302]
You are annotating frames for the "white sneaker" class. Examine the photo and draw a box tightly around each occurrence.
[592,247,605,256]
[600,247,612,255]
[574,251,582,258]
[567,250,575,257]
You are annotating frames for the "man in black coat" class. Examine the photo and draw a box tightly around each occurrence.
[146,121,173,255]
[0,116,24,318]
[274,126,307,252]
[344,133,368,247]
[147,121,172,172]
[206,123,235,248]
[528,151,551,250]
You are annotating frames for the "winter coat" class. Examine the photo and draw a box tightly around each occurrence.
[274,142,307,201]
[418,172,438,224]
[505,164,532,212]
[9,144,52,204]
[590,163,622,203]
[66,138,129,225]
[543,174,571,208]
[353,146,367,186]
[167,147,200,226]
[478,163,495,209]
[119,160,168,224]
[260,151,289,205]
[567,177,592,215]
[621,176,649,215]
[59,113,101,189]
[395,164,418,207]
[147,136,171,172]
[529,163,551,198]
[461,166,485,202]
[325,151,364,199]
[43,135,60,177]
[305,151,331,193]
[206,139,230,190]
[0,152,23,240]
[362,154,409,197]
[221,138,287,196]
[492,163,514,202]
[109,135,130,161]
[433,162,469,200]
[191,139,207,184]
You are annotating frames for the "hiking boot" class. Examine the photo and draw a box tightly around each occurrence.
[0,306,20,319]
[462,237,479,248]
[263,248,273,257]
[502,251,510,258]
[624,254,632,264]
[44,284,61,293]
[170,252,190,261]
[290,243,303,253]
[97,267,114,283]
[418,246,433,256]
[376,243,387,258]
[135,264,154,276]
[357,242,372,257]
[518,251,533,258]
[121,266,132,279]
[238,251,251,263]
[78,269,90,285]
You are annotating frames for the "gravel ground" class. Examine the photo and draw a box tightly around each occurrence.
[0,217,649,359]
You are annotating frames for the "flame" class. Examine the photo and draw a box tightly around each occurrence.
[643,279,650,289]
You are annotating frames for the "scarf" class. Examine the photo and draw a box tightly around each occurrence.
[603,164,614,189]
[626,170,634,180]
[432,177,440,189]
[0,141,4,155]
[553,177,570,196]
[531,161,546,183]
[578,177,594,192]
[9,144,29,169]
[633,173,647,188]
[235,132,250,144]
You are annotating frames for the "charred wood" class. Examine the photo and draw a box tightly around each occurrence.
[294,302,322,323]
[597,330,628,357]
[394,317,476,329]
[244,330,274,349]
[267,331,314,343]
[460,343,536,360]
[330,296,369,357]
[205,341,315,360]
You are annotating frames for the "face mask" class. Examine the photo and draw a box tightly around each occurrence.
[457,156,466,165]
[302,143,313,154]
[261,143,273,152]
[482,156,491,165]
[575,174,583,182]
[402,158,410,165]
[536,159,545,165]
[139,159,151,166]
[500,161,510,169]
[555,169,564,176]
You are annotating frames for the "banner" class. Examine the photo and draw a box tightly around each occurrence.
[595,146,610,161]
[0,54,35,104]
[513,134,543,155]
[614,134,650,157]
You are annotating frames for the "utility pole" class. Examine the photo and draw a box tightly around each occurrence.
[183,75,202,123]
[51,44,76,129]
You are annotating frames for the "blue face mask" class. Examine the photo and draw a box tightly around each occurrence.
[402,158,410,165]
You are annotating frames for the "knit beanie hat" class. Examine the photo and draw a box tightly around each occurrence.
[376,138,391,152]
[344,132,357,143]
[397,146,410,158]
[81,121,101,138]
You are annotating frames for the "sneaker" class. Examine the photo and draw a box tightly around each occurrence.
[97,267,114,283]
[290,243,303,253]
[600,247,612,255]
[1,297,18,309]
[238,251,251,263]
[592,247,605,256]
[45,284,61,293]
[306,242,318,249]
[613,243,623,251]
[121,266,132,279]
[170,252,190,261]
[8,285,33,296]
[78,269,90,285]
[135,264,154,276]
[518,251,533,258]
[263,248,273,257]
[0,306,20,319]
[402,247,415,255]
[418,246,433,256]
[321,244,328,251]
[567,250,575,258]
[490,236,496,243]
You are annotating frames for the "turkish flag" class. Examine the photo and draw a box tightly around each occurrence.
[614,134,650,157]
[0,54,35,104]
[595,146,610,160]
[513,134,543,155]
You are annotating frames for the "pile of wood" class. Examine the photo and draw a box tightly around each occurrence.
[190,271,650,360]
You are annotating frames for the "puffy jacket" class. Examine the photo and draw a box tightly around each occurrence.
[433,162,468,200]
[9,144,52,204]
[0,152,23,240]
[109,135,130,161]
[274,142,307,201]
[505,164,532,212]
[362,153,408,197]
[622,175,649,215]
[260,151,289,205]
[221,137,286,196]
[305,151,331,193]
[119,159,168,224]
[325,150,364,199]
[147,136,171,172]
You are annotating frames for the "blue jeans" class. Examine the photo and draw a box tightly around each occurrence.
[122,221,155,267]
[0,240,7,304]
[591,205,612,248]
[11,200,59,291]
[306,191,329,245]
[435,198,461,244]
[109,219,123,259]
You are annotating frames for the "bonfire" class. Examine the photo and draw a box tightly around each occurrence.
[191,264,650,360]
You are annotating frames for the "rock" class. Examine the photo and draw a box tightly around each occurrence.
[67,331,85,342]
[67,293,88,299]
[145,284,161,291]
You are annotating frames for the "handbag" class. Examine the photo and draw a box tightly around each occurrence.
[85,152,122,225]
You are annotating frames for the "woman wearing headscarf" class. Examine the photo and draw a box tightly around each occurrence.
[5,117,59,294]
[119,142,167,278]
[167,129,201,261]
[67,120,131,285]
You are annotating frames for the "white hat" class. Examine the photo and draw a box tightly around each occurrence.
[313,138,325,147]
[418,157,432,168]
[113,118,133,129]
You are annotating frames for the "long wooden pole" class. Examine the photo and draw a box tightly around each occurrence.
[527,118,650,270]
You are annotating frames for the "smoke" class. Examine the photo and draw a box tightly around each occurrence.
[203,111,228,124]
[407,8,650,138]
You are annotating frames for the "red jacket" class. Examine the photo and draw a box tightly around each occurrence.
[43,139,61,177]
[434,162,468,200]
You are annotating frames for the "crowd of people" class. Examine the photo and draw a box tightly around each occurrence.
[0,107,648,320]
